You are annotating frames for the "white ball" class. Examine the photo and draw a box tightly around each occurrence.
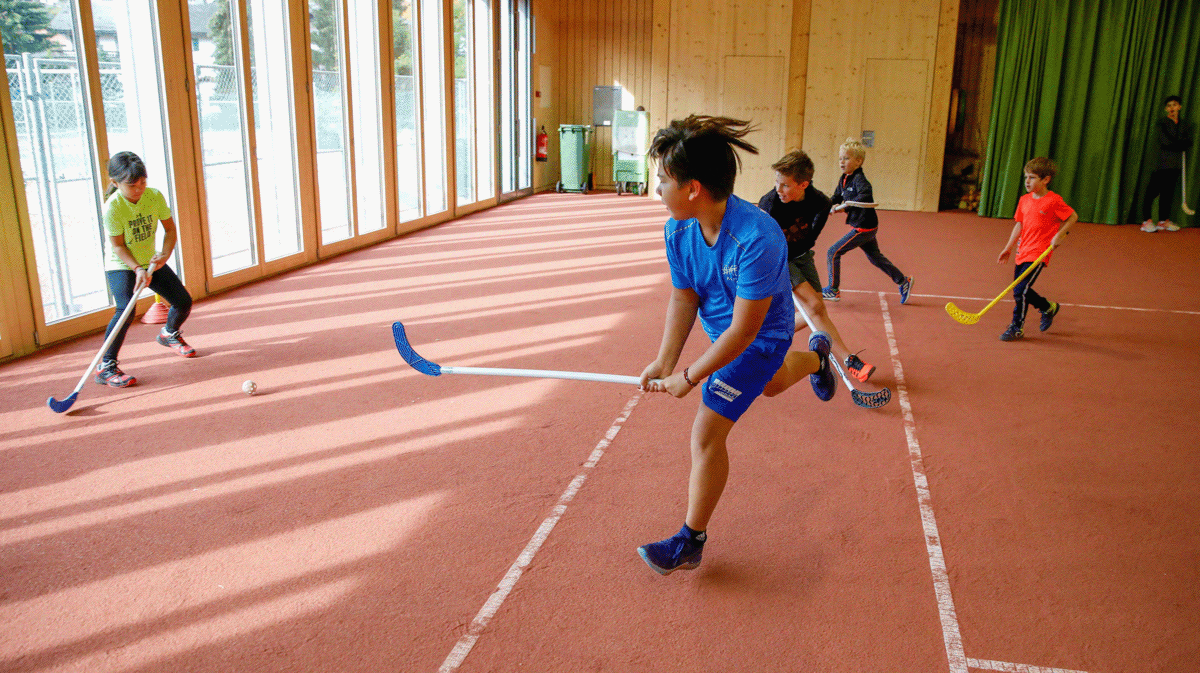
[242,380,257,395]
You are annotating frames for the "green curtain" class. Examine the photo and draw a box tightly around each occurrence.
[980,0,1200,224]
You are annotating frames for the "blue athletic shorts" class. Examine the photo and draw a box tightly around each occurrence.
[701,336,792,421]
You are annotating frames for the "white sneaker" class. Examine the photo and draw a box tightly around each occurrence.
[1140,221,1159,232]
[1159,220,1180,232]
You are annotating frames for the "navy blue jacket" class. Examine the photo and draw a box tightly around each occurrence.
[831,168,879,230]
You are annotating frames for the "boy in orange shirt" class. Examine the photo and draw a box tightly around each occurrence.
[996,157,1077,341]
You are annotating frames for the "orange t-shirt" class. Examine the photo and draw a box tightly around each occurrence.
[1014,190,1074,266]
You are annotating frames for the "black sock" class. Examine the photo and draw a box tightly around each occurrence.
[682,524,706,545]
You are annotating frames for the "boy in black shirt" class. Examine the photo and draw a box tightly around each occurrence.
[1141,95,1194,232]
[758,150,891,405]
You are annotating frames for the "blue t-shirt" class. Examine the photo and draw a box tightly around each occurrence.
[664,194,794,344]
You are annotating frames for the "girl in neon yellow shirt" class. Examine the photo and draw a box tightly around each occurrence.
[98,151,196,387]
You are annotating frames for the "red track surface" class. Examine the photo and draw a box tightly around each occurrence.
[1,193,1197,672]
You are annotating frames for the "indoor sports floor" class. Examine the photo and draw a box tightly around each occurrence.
[1,193,1196,673]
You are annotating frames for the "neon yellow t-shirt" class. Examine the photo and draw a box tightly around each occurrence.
[104,187,173,270]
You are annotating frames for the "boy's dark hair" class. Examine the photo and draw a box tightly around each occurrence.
[1165,95,1182,106]
[105,151,147,199]
[1023,157,1057,180]
[771,150,815,185]
[648,115,757,201]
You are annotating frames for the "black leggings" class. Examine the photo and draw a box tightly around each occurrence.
[103,265,192,362]
[1142,168,1181,221]
[1011,261,1050,327]
[826,227,906,289]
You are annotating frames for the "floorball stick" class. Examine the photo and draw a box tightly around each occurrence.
[841,201,878,208]
[793,296,892,409]
[393,321,650,386]
[48,275,151,413]
[1182,152,1195,216]
[945,245,1054,325]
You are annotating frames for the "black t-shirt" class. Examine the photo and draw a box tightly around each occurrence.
[1156,116,1195,170]
[758,185,832,260]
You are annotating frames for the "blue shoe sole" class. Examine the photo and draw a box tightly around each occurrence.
[637,546,701,575]
[808,332,837,401]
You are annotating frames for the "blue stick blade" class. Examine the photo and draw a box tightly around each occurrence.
[851,387,891,409]
[391,322,442,376]
[47,392,78,413]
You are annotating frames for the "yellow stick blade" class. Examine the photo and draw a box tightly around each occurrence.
[945,302,981,325]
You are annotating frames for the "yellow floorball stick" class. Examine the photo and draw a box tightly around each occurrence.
[945,245,1054,325]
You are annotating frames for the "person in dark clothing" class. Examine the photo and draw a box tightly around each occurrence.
[757,150,891,408]
[1141,95,1194,232]
[823,138,912,303]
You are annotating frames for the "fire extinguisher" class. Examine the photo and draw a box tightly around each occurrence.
[535,126,549,162]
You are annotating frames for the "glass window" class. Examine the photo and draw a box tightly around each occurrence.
[191,0,258,276]
[516,0,531,190]
[499,0,514,194]
[309,0,352,244]
[393,0,420,221]
[472,0,493,200]
[452,0,473,205]
[98,0,179,275]
[6,2,108,322]
[347,0,386,234]
[248,0,302,261]
[419,0,447,215]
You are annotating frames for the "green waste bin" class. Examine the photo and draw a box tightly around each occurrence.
[556,124,592,193]
[612,110,649,196]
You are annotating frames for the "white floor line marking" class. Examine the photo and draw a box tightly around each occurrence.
[842,288,1200,316]
[437,392,644,673]
[967,658,1092,673]
[878,292,968,673]
[882,293,1096,673]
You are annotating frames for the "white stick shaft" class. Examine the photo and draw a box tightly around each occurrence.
[792,295,856,389]
[441,366,642,386]
[70,286,146,394]
[842,201,878,208]
[1183,152,1194,213]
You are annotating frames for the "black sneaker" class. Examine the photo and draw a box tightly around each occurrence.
[94,360,136,387]
[999,324,1024,342]
[1039,302,1059,332]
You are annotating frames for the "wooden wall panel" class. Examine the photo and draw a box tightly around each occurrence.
[864,58,931,210]
[536,0,954,208]
[721,55,788,199]
[549,0,656,190]
[531,0,562,190]
[664,0,793,199]
[803,0,958,211]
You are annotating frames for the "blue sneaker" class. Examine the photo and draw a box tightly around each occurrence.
[999,323,1023,341]
[1039,302,1059,332]
[808,331,837,401]
[638,525,705,575]
[821,286,840,302]
[899,276,913,304]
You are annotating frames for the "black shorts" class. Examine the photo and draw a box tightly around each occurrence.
[788,250,821,291]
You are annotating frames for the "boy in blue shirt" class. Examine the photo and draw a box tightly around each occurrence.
[637,115,837,575]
